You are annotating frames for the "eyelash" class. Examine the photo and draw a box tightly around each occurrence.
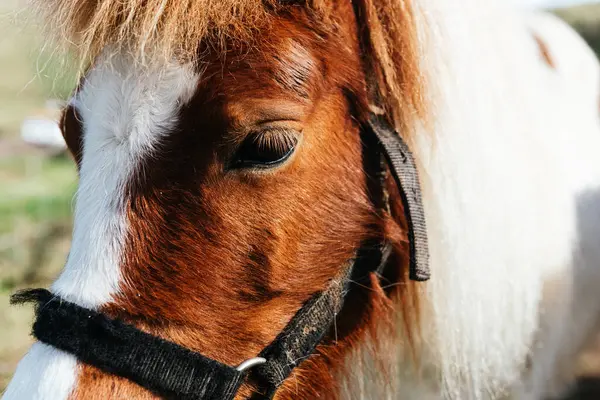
[230,128,299,170]
[252,128,297,153]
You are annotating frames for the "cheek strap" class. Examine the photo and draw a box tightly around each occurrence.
[8,113,430,400]
[366,114,430,281]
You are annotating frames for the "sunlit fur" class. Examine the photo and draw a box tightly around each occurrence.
[5,1,600,400]
[33,0,273,64]
[402,2,600,398]
[34,0,426,135]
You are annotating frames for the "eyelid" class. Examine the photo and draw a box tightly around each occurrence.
[227,99,306,126]
[249,128,298,151]
[228,127,301,171]
[228,120,301,149]
[253,119,303,131]
[226,119,301,144]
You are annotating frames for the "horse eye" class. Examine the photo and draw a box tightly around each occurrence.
[231,130,298,169]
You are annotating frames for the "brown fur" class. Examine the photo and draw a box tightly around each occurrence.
[36,0,426,132]
[60,105,83,168]
[54,1,428,399]
[34,0,274,65]
[352,0,428,131]
[533,33,556,69]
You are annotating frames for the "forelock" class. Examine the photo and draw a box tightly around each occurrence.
[33,0,314,66]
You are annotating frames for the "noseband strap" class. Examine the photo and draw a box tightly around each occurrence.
[12,240,390,400]
[11,289,247,400]
[12,112,429,399]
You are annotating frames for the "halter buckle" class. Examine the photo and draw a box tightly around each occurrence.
[236,357,267,372]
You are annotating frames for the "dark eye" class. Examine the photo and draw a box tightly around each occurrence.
[231,129,298,169]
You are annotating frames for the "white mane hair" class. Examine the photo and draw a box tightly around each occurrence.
[4,1,600,399]
[343,1,600,399]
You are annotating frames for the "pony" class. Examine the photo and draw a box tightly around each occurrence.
[4,0,600,399]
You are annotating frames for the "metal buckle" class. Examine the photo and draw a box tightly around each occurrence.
[236,357,267,372]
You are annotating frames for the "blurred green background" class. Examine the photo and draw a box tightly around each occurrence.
[555,4,600,56]
[0,0,78,388]
[0,0,599,393]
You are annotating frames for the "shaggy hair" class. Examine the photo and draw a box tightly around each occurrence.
[35,0,274,62]
[353,0,427,128]
[34,0,427,130]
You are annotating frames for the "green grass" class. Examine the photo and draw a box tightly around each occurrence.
[0,156,76,229]
[0,156,76,228]
[0,155,76,289]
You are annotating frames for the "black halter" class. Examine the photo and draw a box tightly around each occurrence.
[12,114,429,399]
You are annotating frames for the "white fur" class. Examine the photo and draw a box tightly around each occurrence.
[51,54,198,308]
[3,344,77,400]
[2,55,198,399]
[423,6,600,399]
[527,12,600,116]
[5,4,600,400]
[342,5,600,400]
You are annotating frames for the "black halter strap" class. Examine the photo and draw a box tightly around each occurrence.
[11,289,246,400]
[11,240,390,400]
[366,115,430,281]
[11,113,429,399]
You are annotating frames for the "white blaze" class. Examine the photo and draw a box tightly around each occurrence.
[3,54,198,399]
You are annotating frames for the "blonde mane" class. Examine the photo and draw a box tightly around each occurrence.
[7,1,600,399]
[35,0,275,63]
[35,0,427,132]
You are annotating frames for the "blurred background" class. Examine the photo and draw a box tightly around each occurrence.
[0,0,79,389]
[0,0,599,394]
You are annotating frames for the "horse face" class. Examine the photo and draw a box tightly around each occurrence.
[58,7,379,395]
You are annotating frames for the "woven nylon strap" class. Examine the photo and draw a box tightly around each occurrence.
[11,240,389,400]
[9,115,429,399]
[11,289,245,400]
[366,115,430,281]
[247,264,353,399]
[247,240,390,399]
[10,241,388,400]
